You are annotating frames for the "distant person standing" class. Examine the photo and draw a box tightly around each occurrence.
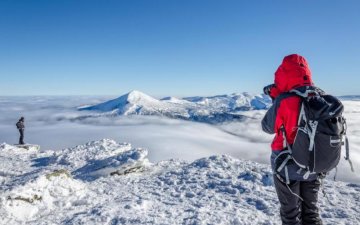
[16,117,25,145]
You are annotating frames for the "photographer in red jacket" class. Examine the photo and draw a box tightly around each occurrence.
[262,54,322,225]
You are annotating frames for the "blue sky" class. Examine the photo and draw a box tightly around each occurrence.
[0,0,359,96]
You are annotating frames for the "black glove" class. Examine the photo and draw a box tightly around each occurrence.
[263,84,275,96]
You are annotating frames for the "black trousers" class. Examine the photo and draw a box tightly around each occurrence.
[19,129,24,144]
[273,175,322,225]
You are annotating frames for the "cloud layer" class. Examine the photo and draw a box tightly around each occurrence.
[0,96,359,184]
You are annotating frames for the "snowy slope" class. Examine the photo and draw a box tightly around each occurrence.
[1,140,359,225]
[79,91,176,115]
[79,90,272,123]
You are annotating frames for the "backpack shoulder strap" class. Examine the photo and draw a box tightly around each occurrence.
[289,86,325,98]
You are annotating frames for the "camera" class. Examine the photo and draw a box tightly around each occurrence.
[263,84,275,96]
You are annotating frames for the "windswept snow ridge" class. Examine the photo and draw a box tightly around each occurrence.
[79,90,272,124]
[1,140,359,224]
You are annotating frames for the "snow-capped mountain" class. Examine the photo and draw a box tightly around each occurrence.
[79,90,165,114]
[79,90,272,123]
[1,140,359,224]
[339,95,360,101]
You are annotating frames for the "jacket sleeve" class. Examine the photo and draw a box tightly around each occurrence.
[269,85,282,99]
[261,98,280,134]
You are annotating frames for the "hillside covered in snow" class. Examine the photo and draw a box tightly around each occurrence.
[78,90,272,123]
[1,140,359,225]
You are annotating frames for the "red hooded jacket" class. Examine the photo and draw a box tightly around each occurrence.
[262,54,314,151]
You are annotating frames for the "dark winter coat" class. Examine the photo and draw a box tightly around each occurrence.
[16,121,25,130]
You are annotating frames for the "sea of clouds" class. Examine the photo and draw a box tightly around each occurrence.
[0,96,359,184]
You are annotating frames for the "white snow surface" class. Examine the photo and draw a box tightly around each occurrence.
[1,140,359,225]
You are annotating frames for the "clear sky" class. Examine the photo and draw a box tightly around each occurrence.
[0,0,359,96]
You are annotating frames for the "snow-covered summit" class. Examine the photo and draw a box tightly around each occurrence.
[1,140,359,224]
[79,90,163,114]
[79,91,272,123]
[126,90,158,103]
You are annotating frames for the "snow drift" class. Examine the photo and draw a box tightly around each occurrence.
[1,140,359,225]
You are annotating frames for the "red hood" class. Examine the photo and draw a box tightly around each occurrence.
[270,54,313,98]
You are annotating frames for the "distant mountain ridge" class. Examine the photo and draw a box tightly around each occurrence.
[339,95,360,101]
[79,90,272,124]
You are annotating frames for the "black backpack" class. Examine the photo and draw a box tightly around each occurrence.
[276,86,353,182]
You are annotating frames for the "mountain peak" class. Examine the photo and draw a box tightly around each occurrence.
[126,90,145,97]
[78,90,161,113]
[124,90,158,104]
